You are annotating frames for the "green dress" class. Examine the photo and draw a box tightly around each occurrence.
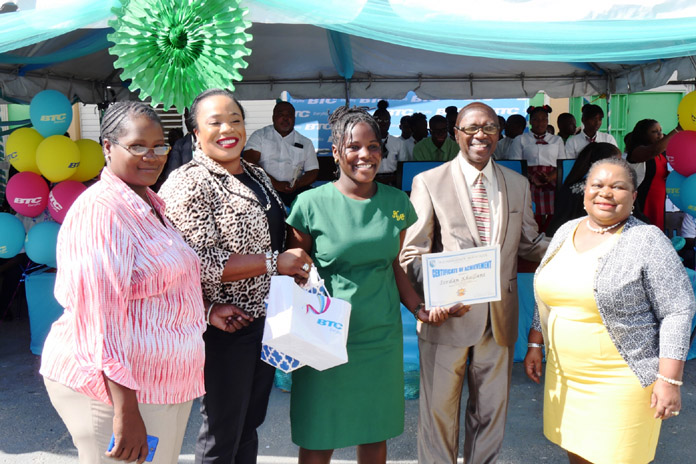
[286,182,417,450]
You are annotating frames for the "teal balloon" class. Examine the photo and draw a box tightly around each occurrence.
[0,212,26,258]
[29,90,72,137]
[679,174,696,218]
[666,170,686,211]
[25,221,60,268]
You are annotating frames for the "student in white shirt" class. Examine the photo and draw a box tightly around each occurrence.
[564,104,618,159]
[398,115,415,161]
[372,100,406,185]
[508,105,565,230]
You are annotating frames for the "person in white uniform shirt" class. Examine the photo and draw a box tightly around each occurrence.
[508,105,565,231]
[564,104,618,159]
[398,115,415,161]
[494,114,526,160]
[244,101,318,206]
[372,100,406,185]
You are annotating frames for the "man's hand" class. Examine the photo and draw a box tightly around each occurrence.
[448,302,471,317]
[271,179,294,193]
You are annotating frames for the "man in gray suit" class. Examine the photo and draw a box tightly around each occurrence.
[401,102,549,463]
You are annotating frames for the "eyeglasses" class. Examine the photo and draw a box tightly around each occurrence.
[454,124,499,135]
[112,140,171,157]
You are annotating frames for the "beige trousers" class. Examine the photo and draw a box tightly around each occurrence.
[418,324,514,464]
[44,378,193,464]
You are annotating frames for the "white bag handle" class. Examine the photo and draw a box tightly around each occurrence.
[301,265,329,297]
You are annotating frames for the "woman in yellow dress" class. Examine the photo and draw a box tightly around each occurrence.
[524,158,695,464]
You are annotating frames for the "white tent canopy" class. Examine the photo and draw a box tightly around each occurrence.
[0,0,694,105]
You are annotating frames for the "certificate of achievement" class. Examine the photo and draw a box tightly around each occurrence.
[422,245,501,309]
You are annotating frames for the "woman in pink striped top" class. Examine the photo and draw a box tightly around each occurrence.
[40,101,206,464]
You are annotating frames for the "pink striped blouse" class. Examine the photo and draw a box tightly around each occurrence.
[40,168,206,405]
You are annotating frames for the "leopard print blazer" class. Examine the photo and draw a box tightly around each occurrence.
[159,149,285,317]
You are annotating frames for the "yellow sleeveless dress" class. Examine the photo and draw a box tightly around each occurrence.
[536,226,661,464]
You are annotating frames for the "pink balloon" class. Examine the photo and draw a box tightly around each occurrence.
[666,130,696,177]
[48,180,87,223]
[5,171,49,217]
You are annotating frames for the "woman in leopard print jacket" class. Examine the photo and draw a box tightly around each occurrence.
[160,89,312,464]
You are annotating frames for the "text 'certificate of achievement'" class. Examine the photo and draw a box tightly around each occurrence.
[422,245,501,309]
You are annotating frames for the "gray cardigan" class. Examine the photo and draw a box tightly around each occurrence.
[532,215,695,387]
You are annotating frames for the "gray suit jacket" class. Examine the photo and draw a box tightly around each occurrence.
[400,158,549,347]
[532,216,695,387]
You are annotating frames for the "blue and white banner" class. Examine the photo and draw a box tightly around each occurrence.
[288,91,528,150]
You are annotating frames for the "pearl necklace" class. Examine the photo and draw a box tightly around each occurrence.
[585,219,625,234]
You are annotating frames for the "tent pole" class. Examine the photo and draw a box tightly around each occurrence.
[344,79,350,106]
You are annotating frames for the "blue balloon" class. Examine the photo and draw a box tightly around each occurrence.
[679,174,696,218]
[0,212,26,258]
[25,221,60,268]
[666,170,686,211]
[29,90,72,137]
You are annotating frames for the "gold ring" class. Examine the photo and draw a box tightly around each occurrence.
[672,411,680,416]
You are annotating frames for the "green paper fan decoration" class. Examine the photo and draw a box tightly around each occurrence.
[108,0,252,112]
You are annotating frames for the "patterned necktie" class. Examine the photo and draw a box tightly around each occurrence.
[472,173,490,245]
[534,133,548,145]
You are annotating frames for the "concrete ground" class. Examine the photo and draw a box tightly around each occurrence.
[2,314,696,463]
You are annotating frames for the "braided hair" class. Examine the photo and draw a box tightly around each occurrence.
[100,101,162,143]
[329,105,382,158]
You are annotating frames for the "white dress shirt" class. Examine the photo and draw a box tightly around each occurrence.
[458,154,500,244]
[378,135,406,174]
[507,132,565,166]
[245,125,318,183]
[493,136,515,160]
[399,135,415,161]
[564,131,618,159]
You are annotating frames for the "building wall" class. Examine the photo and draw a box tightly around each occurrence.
[78,104,101,142]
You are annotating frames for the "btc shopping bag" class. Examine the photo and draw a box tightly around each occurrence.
[260,344,304,373]
[262,272,351,371]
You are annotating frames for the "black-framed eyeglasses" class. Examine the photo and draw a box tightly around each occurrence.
[454,124,499,135]
[112,140,171,157]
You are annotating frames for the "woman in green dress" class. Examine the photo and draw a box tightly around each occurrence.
[286,106,444,463]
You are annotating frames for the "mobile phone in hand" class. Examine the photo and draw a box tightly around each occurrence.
[107,434,159,462]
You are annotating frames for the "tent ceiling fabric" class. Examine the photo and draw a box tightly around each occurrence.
[235,24,693,100]
[0,0,694,104]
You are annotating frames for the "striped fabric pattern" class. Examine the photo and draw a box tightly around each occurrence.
[472,173,490,245]
[40,168,206,406]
